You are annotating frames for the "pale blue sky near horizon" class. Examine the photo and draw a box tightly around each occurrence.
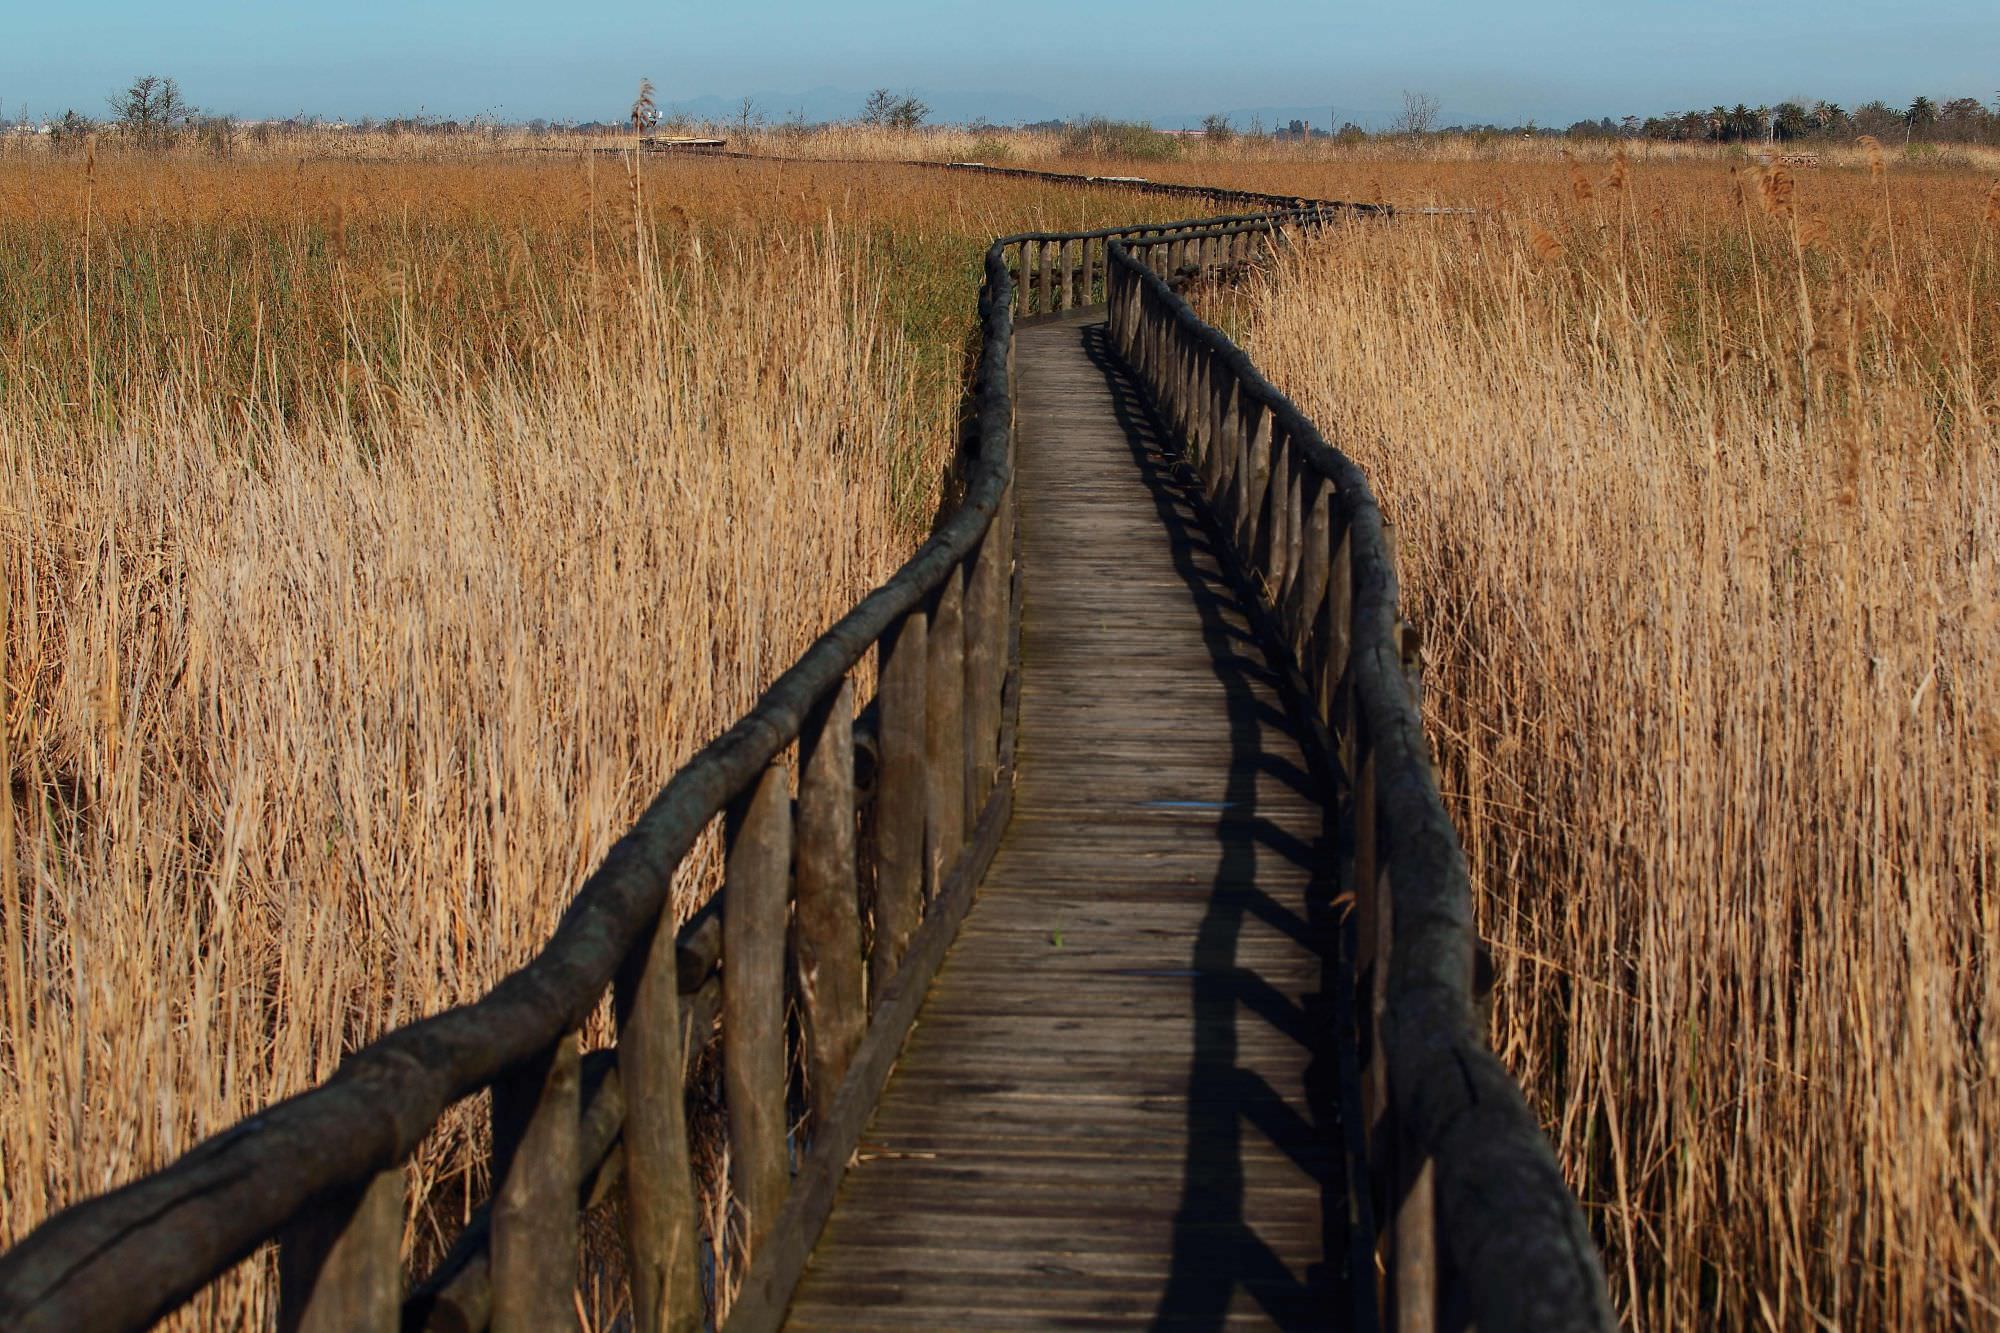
[4,0,1997,130]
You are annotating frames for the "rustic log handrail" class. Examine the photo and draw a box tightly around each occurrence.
[0,191,1609,1333]
[1105,221,1615,1332]
[0,235,1033,1333]
[996,200,1391,320]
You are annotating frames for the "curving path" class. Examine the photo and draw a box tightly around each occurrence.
[782,311,1353,1330]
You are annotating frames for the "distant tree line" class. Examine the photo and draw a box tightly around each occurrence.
[1231,93,2000,147]
[23,75,2000,153]
[1632,96,1999,145]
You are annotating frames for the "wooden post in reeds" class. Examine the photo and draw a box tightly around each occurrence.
[1180,340,1200,456]
[795,681,864,1132]
[1235,399,1271,563]
[1260,431,1291,599]
[964,524,1006,816]
[1280,450,1305,608]
[277,1169,404,1333]
[872,610,927,997]
[724,762,793,1259]
[1322,529,1354,724]
[490,1033,581,1332]
[1351,726,1388,1314]
[615,886,703,1332]
[1210,363,1237,508]
[1387,614,1436,1328]
[1289,479,1331,669]
[925,568,967,896]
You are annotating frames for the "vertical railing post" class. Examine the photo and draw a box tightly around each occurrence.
[1209,363,1236,506]
[1388,610,1436,1329]
[1259,429,1291,597]
[871,609,927,996]
[1167,330,1185,437]
[925,566,967,893]
[1396,1154,1440,1333]
[1135,272,1152,374]
[1198,351,1222,496]
[491,1033,581,1333]
[1146,276,1159,366]
[1235,398,1271,564]
[1054,238,1071,314]
[1288,477,1333,666]
[1039,239,1054,320]
[724,760,793,1260]
[1177,339,1197,455]
[1193,342,1212,467]
[1147,293,1161,383]
[1321,529,1355,724]
[964,518,1006,818]
[615,889,703,1333]
[1145,286,1158,378]
[1280,448,1306,607]
[1351,725,1390,1323]
[796,681,864,1131]
[277,1169,404,1333]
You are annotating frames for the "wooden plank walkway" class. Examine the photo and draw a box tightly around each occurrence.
[783,313,1347,1330]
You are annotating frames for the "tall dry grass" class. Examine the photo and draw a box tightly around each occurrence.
[0,150,1178,1324]
[1241,158,2000,1325]
[19,117,1986,179]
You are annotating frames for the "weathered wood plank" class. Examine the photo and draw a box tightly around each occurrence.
[614,896,704,1333]
[725,762,794,1260]
[795,682,864,1134]
[871,611,926,998]
[490,1034,580,1333]
[924,568,967,894]
[277,1169,403,1333]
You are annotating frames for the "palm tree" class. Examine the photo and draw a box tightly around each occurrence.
[1772,102,1811,142]
[1906,95,1938,143]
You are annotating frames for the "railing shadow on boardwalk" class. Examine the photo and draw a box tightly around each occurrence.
[1080,320,1358,1332]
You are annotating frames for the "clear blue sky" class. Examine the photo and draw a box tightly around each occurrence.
[5,0,1997,129]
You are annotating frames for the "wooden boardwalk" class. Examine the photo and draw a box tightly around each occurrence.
[785,313,1348,1330]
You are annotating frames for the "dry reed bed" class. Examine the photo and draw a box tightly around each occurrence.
[0,153,1179,1324]
[16,121,1991,178]
[1238,160,2000,1326]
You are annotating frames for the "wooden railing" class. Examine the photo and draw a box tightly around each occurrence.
[997,203,1375,320]
[0,193,1612,1333]
[1107,222,1615,1331]
[0,240,1030,1333]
